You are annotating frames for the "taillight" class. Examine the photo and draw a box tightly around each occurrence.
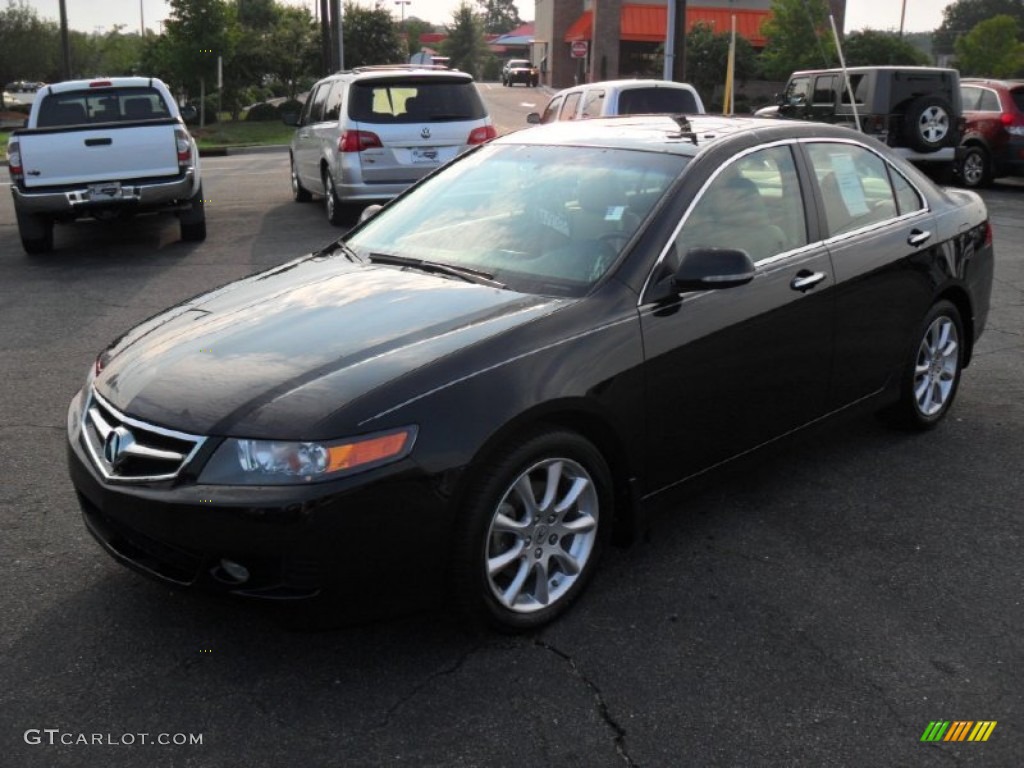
[1001,112,1014,125]
[984,220,993,248]
[174,128,192,166]
[467,125,497,145]
[6,139,22,181]
[338,130,382,152]
[89,80,113,88]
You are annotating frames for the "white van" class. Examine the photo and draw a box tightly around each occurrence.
[528,79,705,124]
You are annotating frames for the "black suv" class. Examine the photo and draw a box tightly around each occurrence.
[771,66,963,162]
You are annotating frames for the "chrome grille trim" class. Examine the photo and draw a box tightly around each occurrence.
[81,387,207,483]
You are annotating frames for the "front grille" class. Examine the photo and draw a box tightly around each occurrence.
[81,388,205,482]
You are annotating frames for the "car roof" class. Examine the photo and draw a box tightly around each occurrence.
[321,66,474,83]
[498,114,871,157]
[41,77,169,94]
[961,77,1024,88]
[790,66,957,77]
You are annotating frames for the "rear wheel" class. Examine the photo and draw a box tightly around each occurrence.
[322,168,346,226]
[881,300,964,430]
[451,429,612,631]
[958,145,992,189]
[16,209,54,254]
[291,155,312,202]
[179,185,207,242]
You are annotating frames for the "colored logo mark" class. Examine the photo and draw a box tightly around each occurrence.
[921,721,997,742]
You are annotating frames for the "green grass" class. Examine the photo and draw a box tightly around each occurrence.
[1,130,9,155]
[190,119,294,149]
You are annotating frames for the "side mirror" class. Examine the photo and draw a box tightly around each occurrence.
[526,112,541,124]
[281,111,300,127]
[673,247,756,292]
[358,204,383,224]
[180,105,197,122]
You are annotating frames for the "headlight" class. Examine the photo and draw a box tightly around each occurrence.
[198,426,417,485]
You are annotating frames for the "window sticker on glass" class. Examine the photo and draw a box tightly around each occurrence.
[829,152,870,216]
[604,206,625,221]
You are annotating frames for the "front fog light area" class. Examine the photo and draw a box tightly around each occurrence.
[198,427,417,485]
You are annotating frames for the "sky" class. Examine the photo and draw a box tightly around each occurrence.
[21,0,954,35]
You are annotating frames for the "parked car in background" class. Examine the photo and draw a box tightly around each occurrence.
[956,78,1024,188]
[285,65,495,224]
[770,66,964,169]
[68,115,993,631]
[501,59,539,87]
[6,76,203,254]
[528,79,705,124]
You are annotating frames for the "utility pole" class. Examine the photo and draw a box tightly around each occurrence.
[899,0,907,37]
[58,0,71,79]
[320,0,331,74]
[671,0,687,82]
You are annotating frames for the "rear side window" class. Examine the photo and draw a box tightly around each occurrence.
[619,87,699,114]
[36,87,171,127]
[561,92,582,120]
[807,143,900,237]
[978,89,1000,111]
[960,86,981,110]
[580,89,605,118]
[349,79,486,123]
[1011,88,1024,112]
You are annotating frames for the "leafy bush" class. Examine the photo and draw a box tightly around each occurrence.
[246,102,279,121]
[184,97,219,125]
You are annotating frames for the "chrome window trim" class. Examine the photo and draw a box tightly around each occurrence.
[82,387,207,484]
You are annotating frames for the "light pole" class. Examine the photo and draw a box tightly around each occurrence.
[899,0,908,37]
[395,0,411,24]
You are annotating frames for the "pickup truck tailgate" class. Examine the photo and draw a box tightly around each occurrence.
[18,124,179,188]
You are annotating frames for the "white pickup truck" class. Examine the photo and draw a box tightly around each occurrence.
[6,76,204,254]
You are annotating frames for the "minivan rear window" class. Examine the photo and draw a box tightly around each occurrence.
[36,87,171,127]
[349,79,487,123]
[618,87,699,115]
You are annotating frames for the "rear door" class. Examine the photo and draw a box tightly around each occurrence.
[293,81,331,188]
[348,77,488,185]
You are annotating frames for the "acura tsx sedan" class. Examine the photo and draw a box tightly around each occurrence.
[67,115,994,631]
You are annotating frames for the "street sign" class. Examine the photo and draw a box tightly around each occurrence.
[570,41,588,59]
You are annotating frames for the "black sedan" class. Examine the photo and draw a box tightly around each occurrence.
[66,116,994,631]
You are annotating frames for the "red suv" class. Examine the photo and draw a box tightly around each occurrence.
[958,78,1024,188]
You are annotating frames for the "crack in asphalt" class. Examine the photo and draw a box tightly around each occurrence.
[534,638,637,768]
[373,643,481,731]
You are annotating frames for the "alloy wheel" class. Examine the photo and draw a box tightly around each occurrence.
[913,315,959,417]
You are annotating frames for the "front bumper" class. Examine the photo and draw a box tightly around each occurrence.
[66,390,455,611]
[11,168,198,215]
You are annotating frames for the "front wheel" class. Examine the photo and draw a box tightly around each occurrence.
[882,300,964,430]
[958,146,992,189]
[451,429,612,631]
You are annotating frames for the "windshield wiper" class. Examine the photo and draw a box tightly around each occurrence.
[368,253,506,289]
[315,239,363,262]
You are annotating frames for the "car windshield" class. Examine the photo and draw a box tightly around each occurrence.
[346,143,686,297]
[509,60,531,68]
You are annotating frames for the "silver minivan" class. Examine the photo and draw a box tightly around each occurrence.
[287,65,495,224]
[528,79,705,125]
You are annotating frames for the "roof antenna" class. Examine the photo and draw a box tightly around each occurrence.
[669,114,698,145]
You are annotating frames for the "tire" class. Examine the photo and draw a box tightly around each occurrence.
[322,167,346,226]
[451,429,612,631]
[882,300,964,430]
[957,145,992,189]
[16,209,53,254]
[290,155,312,202]
[179,185,207,242]
[903,96,953,152]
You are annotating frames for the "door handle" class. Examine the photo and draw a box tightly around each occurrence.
[85,138,112,146]
[790,270,826,292]
[908,229,932,247]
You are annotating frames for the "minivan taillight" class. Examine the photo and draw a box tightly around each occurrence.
[467,125,497,145]
[339,130,382,152]
[174,128,192,167]
[6,139,22,181]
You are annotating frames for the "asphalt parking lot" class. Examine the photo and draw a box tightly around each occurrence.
[1,147,1022,766]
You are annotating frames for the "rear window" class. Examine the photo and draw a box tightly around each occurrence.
[36,87,171,127]
[618,87,699,115]
[349,79,487,124]
[1011,88,1024,113]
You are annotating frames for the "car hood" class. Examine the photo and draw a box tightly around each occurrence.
[95,255,563,437]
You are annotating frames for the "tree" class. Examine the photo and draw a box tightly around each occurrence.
[934,0,1024,56]
[0,0,56,108]
[685,22,758,107]
[401,17,435,59]
[442,2,488,77]
[955,14,1024,77]
[161,0,237,99]
[760,0,836,80]
[842,29,930,67]
[476,0,521,35]
[342,2,406,69]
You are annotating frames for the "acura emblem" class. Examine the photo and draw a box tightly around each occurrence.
[103,425,135,469]
[420,127,431,139]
